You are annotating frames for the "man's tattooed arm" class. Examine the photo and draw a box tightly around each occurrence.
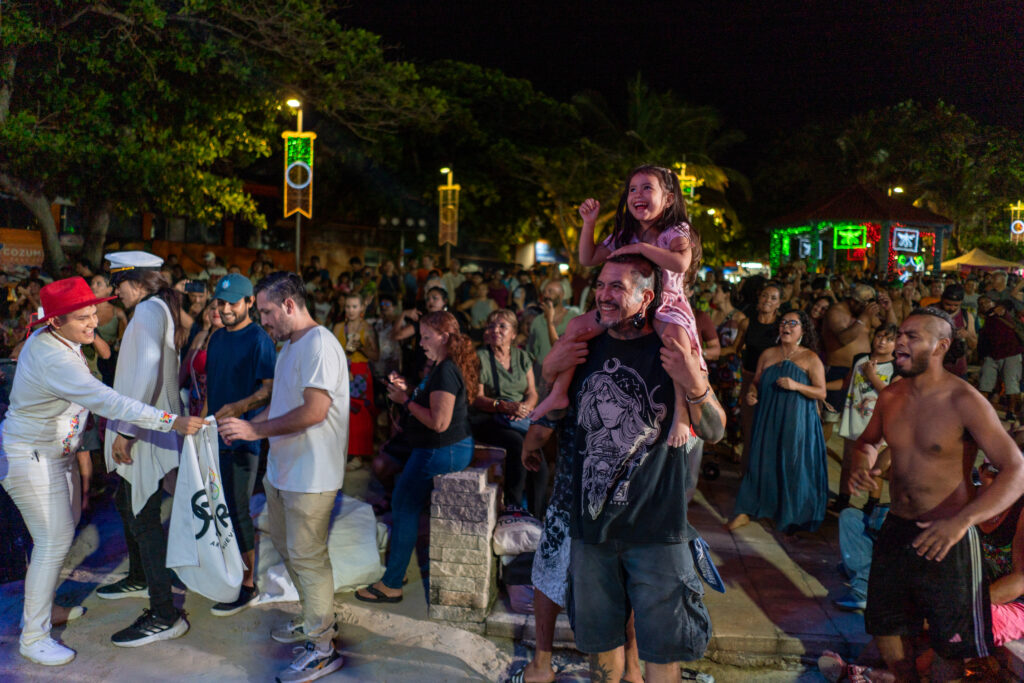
[689,392,726,444]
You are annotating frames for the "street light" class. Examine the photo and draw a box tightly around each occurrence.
[282,98,314,271]
[438,167,460,266]
[887,186,904,196]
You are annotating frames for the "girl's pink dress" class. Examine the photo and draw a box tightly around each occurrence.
[604,222,707,372]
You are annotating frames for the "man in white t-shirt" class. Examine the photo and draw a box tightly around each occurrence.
[219,271,348,682]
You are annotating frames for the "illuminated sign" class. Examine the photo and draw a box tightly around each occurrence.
[1012,220,1024,236]
[282,132,317,219]
[798,237,822,259]
[892,227,920,252]
[833,225,867,250]
[846,248,867,261]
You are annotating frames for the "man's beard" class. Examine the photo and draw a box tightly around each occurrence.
[895,353,929,378]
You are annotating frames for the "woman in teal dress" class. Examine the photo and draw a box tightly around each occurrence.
[729,309,828,534]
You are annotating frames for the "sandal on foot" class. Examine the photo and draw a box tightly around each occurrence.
[504,665,554,683]
[355,585,402,604]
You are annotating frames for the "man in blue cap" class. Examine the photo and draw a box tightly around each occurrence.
[204,273,277,616]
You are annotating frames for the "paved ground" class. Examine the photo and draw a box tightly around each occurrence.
[1,434,888,682]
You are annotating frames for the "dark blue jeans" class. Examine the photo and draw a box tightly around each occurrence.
[382,436,474,589]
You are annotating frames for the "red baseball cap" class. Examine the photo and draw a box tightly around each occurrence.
[34,277,117,326]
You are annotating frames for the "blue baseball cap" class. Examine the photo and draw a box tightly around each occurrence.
[213,273,253,303]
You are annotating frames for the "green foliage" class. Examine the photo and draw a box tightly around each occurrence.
[0,0,440,270]
[962,234,1024,263]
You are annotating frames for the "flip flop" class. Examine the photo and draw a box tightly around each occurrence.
[504,665,554,683]
[355,585,402,604]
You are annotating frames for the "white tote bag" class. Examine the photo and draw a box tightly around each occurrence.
[166,419,244,603]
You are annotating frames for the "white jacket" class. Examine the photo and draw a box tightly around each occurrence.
[105,297,184,514]
[2,327,176,461]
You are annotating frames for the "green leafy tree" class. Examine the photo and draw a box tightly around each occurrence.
[1,1,441,272]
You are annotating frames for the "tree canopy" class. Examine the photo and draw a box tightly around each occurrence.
[0,0,441,271]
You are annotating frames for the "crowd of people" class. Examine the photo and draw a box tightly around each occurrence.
[3,164,1024,682]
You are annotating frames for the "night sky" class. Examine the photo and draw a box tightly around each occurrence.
[342,0,1024,144]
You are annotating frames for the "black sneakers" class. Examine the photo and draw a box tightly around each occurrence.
[96,577,149,600]
[111,609,189,647]
[210,585,259,617]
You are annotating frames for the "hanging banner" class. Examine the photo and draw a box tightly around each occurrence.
[282,132,317,219]
[438,182,460,247]
[892,227,920,253]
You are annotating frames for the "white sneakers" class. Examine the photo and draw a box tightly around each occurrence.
[19,637,76,666]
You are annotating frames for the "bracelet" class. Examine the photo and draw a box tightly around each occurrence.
[685,386,712,405]
[403,397,412,409]
[854,319,865,326]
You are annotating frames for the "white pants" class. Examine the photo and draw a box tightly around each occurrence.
[0,453,81,645]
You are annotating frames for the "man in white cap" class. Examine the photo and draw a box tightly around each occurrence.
[0,276,204,666]
[196,250,228,282]
[98,251,194,648]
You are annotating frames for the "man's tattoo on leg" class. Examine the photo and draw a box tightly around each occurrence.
[590,654,614,683]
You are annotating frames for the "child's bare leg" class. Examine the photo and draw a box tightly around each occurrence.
[655,320,698,447]
[530,312,600,420]
[530,371,572,419]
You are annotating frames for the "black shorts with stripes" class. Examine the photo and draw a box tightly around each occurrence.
[866,513,993,660]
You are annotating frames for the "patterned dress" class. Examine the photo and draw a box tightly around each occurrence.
[709,311,743,444]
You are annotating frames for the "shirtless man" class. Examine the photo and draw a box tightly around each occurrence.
[850,307,1024,681]
[825,283,880,510]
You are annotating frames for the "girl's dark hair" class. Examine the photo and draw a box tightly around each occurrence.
[122,269,186,349]
[611,164,702,288]
[782,309,819,354]
[874,323,899,339]
[421,311,480,400]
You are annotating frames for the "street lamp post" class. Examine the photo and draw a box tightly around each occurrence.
[438,167,460,267]
[283,99,315,272]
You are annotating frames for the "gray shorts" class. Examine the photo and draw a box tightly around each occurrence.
[568,538,711,663]
[978,354,1022,395]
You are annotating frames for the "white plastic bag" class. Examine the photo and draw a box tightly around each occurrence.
[250,492,384,602]
[492,511,543,556]
[166,419,244,603]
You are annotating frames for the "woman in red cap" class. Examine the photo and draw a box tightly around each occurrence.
[0,277,205,667]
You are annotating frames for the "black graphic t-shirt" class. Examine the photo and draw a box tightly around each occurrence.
[403,358,471,448]
[569,331,698,544]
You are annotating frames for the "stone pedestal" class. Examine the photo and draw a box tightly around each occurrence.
[428,468,498,628]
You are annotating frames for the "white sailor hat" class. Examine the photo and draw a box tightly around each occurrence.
[105,251,164,283]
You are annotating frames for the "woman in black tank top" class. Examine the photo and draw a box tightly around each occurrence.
[734,283,782,470]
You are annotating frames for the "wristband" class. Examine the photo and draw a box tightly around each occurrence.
[403,397,412,409]
[685,386,712,405]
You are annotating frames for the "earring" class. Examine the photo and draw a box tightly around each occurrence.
[631,311,645,329]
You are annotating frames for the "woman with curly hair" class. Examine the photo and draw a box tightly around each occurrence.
[356,311,479,603]
[729,309,828,534]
